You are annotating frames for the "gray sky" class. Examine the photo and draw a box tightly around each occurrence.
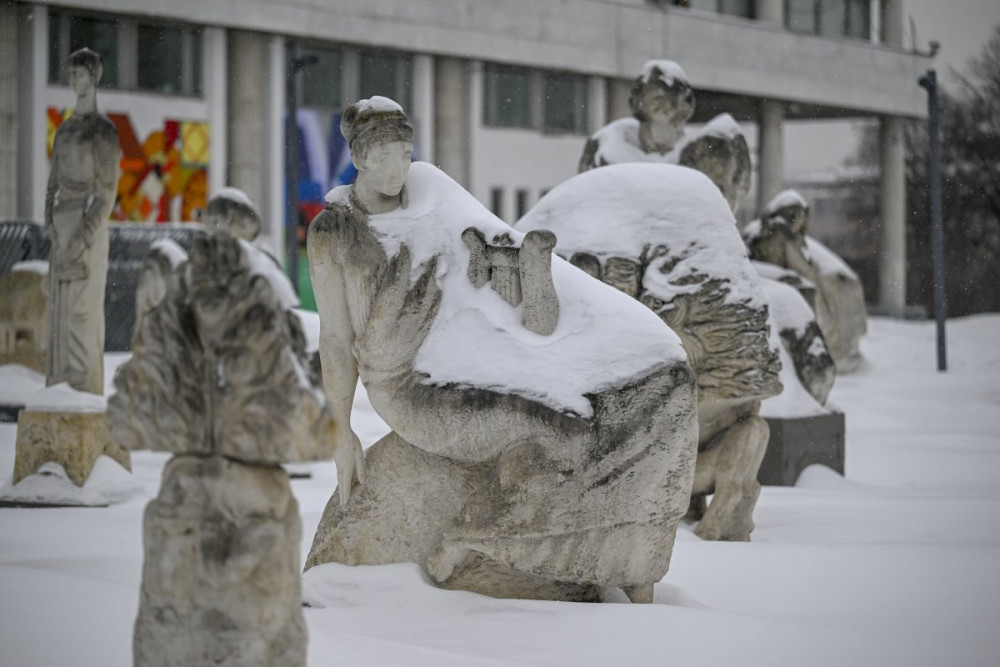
[783,0,1000,177]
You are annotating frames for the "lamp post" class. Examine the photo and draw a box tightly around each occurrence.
[918,69,947,372]
[285,43,318,294]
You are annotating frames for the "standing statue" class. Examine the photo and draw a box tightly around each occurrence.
[44,48,119,395]
[745,190,867,373]
[579,60,751,212]
[518,163,781,540]
[306,98,699,603]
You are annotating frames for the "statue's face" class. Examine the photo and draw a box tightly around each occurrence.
[631,80,695,126]
[357,140,413,197]
[67,65,96,97]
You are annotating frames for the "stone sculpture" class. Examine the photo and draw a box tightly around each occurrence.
[306,97,698,603]
[579,60,751,212]
[518,163,782,540]
[44,48,119,395]
[745,190,867,373]
[109,230,333,667]
[202,187,263,242]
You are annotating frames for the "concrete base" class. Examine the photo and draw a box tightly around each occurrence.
[758,411,845,486]
[13,410,131,487]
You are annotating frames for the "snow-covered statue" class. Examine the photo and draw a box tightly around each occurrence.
[110,230,333,667]
[44,47,119,395]
[305,97,699,603]
[202,187,263,242]
[745,190,867,373]
[518,163,782,540]
[578,60,751,212]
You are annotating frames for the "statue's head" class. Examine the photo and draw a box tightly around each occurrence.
[629,60,695,129]
[66,47,103,96]
[203,188,262,241]
[762,190,810,238]
[342,97,414,198]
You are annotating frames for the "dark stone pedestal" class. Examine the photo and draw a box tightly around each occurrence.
[758,411,845,486]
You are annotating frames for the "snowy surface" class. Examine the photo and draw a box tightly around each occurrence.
[293,308,321,353]
[0,364,45,406]
[804,236,859,281]
[588,112,742,169]
[149,238,187,268]
[345,162,685,417]
[639,59,688,87]
[240,239,299,310]
[1,316,999,666]
[0,457,140,507]
[518,163,766,310]
[213,186,258,215]
[24,382,106,413]
[10,260,49,276]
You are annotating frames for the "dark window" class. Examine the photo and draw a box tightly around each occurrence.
[847,0,870,39]
[138,25,183,93]
[190,29,203,96]
[785,0,870,39]
[301,47,342,108]
[670,0,753,18]
[359,50,412,111]
[542,73,588,134]
[484,64,533,129]
[516,189,529,219]
[819,0,846,36]
[57,15,120,88]
[786,0,817,33]
[490,187,504,218]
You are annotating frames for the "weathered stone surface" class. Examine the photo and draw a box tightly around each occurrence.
[134,455,306,667]
[307,98,697,602]
[45,48,118,396]
[0,263,48,373]
[758,411,845,486]
[202,187,262,242]
[13,410,130,486]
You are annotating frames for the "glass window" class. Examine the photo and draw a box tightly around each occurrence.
[786,0,817,34]
[302,47,342,109]
[48,14,62,84]
[485,64,532,128]
[69,15,119,88]
[719,0,753,18]
[490,187,504,218]
[190,29,203,96]
[138,25,183,93]
[542,73,588,134]
[359,50,411,110]
[819,0,846,36]
[847,0,870,39]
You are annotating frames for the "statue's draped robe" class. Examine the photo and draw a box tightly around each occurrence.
[307,186,697,591]
[45,112,118,395]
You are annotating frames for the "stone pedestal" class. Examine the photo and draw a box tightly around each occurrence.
[758,411,845,486]
[13,410,131,487]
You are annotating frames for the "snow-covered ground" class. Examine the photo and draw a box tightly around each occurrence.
[1,316,998,666]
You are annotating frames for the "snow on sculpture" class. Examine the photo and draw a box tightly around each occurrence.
[305,97,698,603]
[579,60,751,212]
[109,230,334,666]
[517,163,781,540]
[745,190,867,373]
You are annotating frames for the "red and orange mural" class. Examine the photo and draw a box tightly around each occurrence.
[47,108,210,222]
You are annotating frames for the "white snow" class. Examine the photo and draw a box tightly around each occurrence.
[354,95,404,114]
[0,457,140,507]
[639,59,689,87]
[763,189,808,216]
[10,260,48,276]
[24,382,106,413]
[359,162,684,417]
[698,112,741,139]
[1,315,999,665]
[588,112,742,169]
[759,320,828,419]
[149,238,187,268]
[212,186,259,214]
[0,364,45,406]
[239,239,300,310]
[292,308,321,353]
[518,163,766,311]
[804,235,859,280]
[750,259,816,290]
[759,277,816,338]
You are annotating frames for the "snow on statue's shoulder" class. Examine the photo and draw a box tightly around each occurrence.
[150,239,187,268]
[695,113,741,139]
[214,186,259,214]
[239,240,299,309]
[12,260,49,275]
[592,118,680,166]
[804,236,859,280]
[366,161,685,417]
[764,189,807,216]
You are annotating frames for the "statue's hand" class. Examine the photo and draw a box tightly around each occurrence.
[66,235,88,261]
[334,427,366,506]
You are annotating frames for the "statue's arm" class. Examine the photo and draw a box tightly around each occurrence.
[308,216,366,503]
[80,129,119,245]
[44,148,59,233]
[578,137,599,173]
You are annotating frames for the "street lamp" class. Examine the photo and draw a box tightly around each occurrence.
[918,69,947,372]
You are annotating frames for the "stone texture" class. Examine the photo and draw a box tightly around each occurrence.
[758,411,845,486]
[0,265,48,373]
[134,455,306,667]
[13,410,130,486]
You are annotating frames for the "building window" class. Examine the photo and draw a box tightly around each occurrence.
[301,46,343,109]
[48,9,204,96]
[484,64,533,129]
[516,189,529,219]
[359,49,412,112]
[669,0,754,19]
[490,187,504,218]
[542,72,588,134]
[785,0,870,39]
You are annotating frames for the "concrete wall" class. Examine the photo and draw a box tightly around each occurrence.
[42,0,930,118]
[0,1,17,219]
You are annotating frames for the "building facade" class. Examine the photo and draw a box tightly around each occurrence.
[2,0,929,309]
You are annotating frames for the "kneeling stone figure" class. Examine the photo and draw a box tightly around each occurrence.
[305,98,699,603]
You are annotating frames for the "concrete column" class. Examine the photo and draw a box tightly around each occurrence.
[756,0,784,24]
[606,77,631,122]
[878,115,906,311]
[411,54,435,164]
[204,27,227,199]
[433,56,470,187]
[586,76,606,134]
[756,99,784,215]
[0,1,17,219]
